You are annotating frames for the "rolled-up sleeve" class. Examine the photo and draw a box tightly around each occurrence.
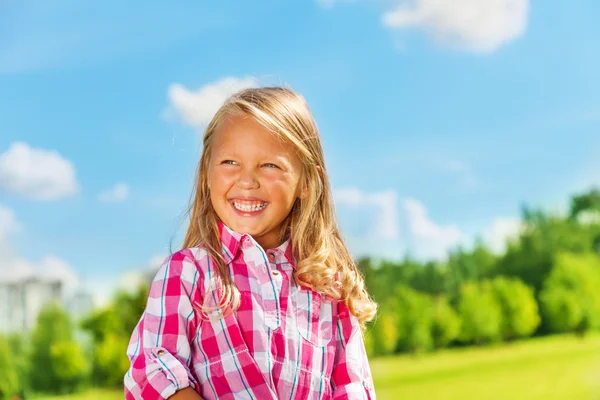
[331,302,376,400]
[124,250,203,399]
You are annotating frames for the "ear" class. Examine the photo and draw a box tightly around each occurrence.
[299,186,308,199]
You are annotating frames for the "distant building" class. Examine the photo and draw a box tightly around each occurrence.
[66,289,95,321]
[0,277,63,333]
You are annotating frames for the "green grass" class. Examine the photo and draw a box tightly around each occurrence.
[30,334,600,400]
[30,389,123,400]
[371,333,600,400]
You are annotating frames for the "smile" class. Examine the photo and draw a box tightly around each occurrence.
[230,200,268,213]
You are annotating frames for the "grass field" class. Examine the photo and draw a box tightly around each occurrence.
[371,333,600,400]
[31,334,600,400]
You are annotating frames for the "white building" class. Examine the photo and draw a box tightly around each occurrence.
[66,289,95,321]
[0,277,63,333]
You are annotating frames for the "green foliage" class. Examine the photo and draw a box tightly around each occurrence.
[363,326,374,357]
[394,286,434,353]
[430,296,461,349]
[51,341,90,392]
[368,302,400,356]
[569,187,600,220]
[93,334,131,387]
[29,303,89,394]
[497,207,597,292]
[446,241,498,298]
[539,252,600,335]
[0,335,20,400]
[81,284,148,387]
[457,281,502,344]
[6,333,30,395]
[490,277,540,340]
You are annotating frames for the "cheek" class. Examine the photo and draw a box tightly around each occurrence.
[210,170,235,192]
[265,178,300,203]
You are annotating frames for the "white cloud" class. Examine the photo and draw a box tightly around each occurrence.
[86,254,167,307]
[334,188,465,260]
[98,182,130,203]
[0,254,80,297]
[402,198,464,260]
[0,142,79,201]
[483,217,523,254]
[37,255,81,296]
[0,205,81,300]
[0,205,21,266]
[382,0,529,53]
[0,252,80,296]
[0,204,21,244]
[165,76,259,129]
[149,254,168,272]
[334,187,399,240]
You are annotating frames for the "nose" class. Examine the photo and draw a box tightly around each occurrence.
[237,167,259,189]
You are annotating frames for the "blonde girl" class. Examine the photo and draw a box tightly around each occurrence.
[124,86,377,400]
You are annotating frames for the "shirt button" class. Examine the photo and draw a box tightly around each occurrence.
[268,253,275,259]
[157,350,165,356]
[272,270,280,276]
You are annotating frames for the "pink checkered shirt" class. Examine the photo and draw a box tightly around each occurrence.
[124,222,375,400]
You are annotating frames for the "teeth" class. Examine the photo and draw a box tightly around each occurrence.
[232,201,267,212]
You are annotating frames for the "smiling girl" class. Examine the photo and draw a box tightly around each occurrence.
[124,86,377,400]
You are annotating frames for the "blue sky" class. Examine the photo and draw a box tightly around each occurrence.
[1,0,599,303]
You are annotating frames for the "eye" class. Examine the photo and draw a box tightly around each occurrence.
[221,160,238,165]
[263,163,280,169]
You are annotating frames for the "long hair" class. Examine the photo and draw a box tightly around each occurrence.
[181,86,376,328]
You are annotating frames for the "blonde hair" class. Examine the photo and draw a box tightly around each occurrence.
[182,86,376,328]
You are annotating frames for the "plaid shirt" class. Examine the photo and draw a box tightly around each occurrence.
[124,222,375,400]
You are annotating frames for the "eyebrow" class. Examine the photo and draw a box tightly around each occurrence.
[213,153,294,169]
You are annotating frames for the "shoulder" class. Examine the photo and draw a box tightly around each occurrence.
[334,298,361,341]
[334,298,352,318]
[150,246,213,287]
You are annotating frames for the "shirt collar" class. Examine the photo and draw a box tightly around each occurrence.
[218,221,295,267]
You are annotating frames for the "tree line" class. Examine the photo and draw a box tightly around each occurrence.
[361,189,600,356]
[1,188,599,399]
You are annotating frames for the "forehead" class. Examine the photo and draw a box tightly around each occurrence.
[211,114,297,157]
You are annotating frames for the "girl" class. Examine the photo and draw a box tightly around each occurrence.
[124,86,377,399]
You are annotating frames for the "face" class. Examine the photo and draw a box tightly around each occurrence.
[207,113,305,250]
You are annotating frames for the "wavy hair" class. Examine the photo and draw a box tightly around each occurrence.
[181,86,376,328]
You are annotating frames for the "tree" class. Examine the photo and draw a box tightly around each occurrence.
[539,252,600,335]
[394,286,434,353]
[81,284,148,387]
[6,333,30,396]
[497,207,596,292]
[93,334,131,387]
[367,302,400,357]
[446,241,498,300]
[457,281,502,345]
[0,336,19,400]
[29,302,89,393]
[489,277,540,340]
[51,341,90,392]
[569,187,600,220]
[430,296,461,349]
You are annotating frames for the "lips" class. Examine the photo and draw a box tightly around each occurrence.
[229,198,269,214]
[232,201,267,212]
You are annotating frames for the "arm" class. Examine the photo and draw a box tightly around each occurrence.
[170,387,203,400]
[331,302,376,400]
[124,251,204,400]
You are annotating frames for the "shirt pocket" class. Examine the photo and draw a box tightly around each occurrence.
[295,289,333,347]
